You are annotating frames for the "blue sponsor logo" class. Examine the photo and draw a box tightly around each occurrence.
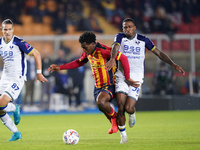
[124,45,141,55]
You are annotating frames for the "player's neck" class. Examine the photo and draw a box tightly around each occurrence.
[4,37,12,43]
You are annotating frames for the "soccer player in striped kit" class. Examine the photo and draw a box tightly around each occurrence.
[107,18,185,143]
[48,31,139,135]
[0,19,47,141]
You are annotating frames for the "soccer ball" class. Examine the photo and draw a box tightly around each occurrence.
[63,129,79,145]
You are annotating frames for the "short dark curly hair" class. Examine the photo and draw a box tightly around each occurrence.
[79,31,96,44]
[122,18,136,26]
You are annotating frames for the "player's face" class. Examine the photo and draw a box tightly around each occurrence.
[122,21,136,39]
[2,24,14,43]
[81,42,95,55]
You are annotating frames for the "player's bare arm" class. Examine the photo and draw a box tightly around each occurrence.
[48,64,61,73]
[106,43,120,70]
[29,49,48,83]
[152,48,185,75]
[125,78,140,88]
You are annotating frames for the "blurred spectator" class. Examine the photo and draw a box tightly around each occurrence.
[40,49,54,110]
[67,48,85,111]
[53,49,72,109]
[77,10,103,33]
[66,0,83,27]
[100,0,117,22]
[23,55,39,111]
[31,0,46,23]
[141,0,156,21]
[180,78,200,95]
[153,62,176,95]
[126,8,149,33]
[45,0,57,18]
[0,0,23,24]
[179,0,192,23]
[52,9,67,34]
[167,1,182,28]
[149,6,177,34]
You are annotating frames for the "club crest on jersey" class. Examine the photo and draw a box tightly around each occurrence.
[135,41,140,45]
[10,45,14,49]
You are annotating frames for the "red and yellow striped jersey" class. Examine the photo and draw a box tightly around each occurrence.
[79,42,121,88]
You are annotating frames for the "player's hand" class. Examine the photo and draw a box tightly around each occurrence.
[106,58,116,70]
[173,64,185,75]
[125,78,140,88]
[36,74,48,83]
[48,64,60,73]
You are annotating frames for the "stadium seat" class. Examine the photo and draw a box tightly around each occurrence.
[190,24,200,33]
[191,16,200,23]
[177,24,190,34]
[171,40,181,50]
[180,40,190,51]
[162,40,170,51]
[195,40,200,50]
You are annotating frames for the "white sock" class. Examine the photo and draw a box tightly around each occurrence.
[118,125,127,137]
[1,113,18,133]
[2,103,16,112]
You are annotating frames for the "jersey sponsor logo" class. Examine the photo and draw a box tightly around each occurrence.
[124,45,141,55]
[0,50,13,57]
[25,43,32,50]
[90,63,106,69]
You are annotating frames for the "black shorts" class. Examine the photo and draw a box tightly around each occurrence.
[93,84,116,101]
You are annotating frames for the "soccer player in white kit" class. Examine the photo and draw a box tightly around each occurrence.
[0,19,47,141]
[107,18,185,143]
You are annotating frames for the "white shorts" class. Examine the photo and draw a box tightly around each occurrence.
[115,76,142,101]
[0,77,25,100]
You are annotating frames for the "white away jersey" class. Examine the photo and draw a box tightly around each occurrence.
[114,33,156,82]
[0,35,34,80]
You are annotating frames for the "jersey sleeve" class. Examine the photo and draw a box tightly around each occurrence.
[113,33,125,46]
[59,52,88,70]
[15,38,34,55]
[145,37,156,51]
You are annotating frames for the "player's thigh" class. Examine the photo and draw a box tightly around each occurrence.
[94,85,115,103]
[116,92,127,108]
[125,97,136,110]
[1,78,24,101]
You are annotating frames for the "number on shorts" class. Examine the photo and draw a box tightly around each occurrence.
[132,87,140,94]
[11,83,19,91]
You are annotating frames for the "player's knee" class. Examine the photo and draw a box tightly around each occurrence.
[0,98,7,107]
[0,95,10,106]
[125,105,134,114]
[96,99,105,109]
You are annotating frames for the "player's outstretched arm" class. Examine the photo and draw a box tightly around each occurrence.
[172,64,185,75]
[152,48,185,75]
[48,64,60,73]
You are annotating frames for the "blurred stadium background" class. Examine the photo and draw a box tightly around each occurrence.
[0,0,199,113]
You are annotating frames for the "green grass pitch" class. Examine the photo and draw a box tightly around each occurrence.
[0,110,200,150]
